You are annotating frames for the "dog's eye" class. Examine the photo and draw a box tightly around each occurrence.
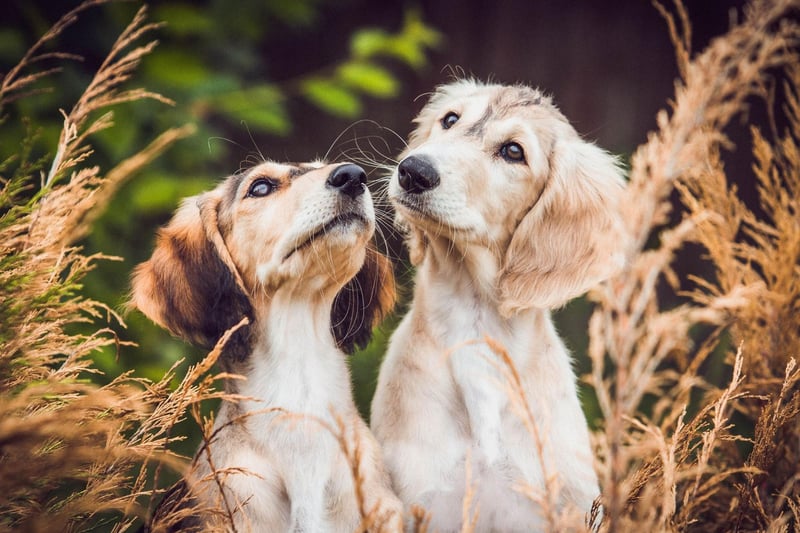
[441,112,459,130]
[247,178,277,198]
[500,142,525,163]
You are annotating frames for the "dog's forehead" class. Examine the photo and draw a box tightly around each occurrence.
[433,82,549,110]
[425,82,561,140]
[247,160,325,179]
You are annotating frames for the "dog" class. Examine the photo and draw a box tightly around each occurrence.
[131,161,402,532]
[371,80,627,531]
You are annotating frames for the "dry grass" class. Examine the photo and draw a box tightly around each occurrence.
[464,1,800,531]
[2,0,800,531]
[585,0,800,531]
[0,3,200,531]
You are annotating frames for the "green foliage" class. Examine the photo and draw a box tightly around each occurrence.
[0,1,439,392]
[351,10,441,67]
[301,76,363,117]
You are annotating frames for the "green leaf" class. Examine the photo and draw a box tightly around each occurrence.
[349,11,440,69]
[0,28,25,64]
[130,173,209,213]
[402,9,443,49]
[143,48,210,89]
[300,78,362,118]
[267,0,320,27]
[351,29,391,59]
[153,4,214,37]
[214,85,290,135]
[337,62,398,98]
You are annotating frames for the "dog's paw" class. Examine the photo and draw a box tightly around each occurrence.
[366,495,404,532]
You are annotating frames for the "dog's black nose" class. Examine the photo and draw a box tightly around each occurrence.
[327,163,367,199]
[397,156,440,193]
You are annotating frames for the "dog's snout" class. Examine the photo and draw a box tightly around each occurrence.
[397,156,440,193]
[327,163,367,199]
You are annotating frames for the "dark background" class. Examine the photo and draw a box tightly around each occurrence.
[1,0,748,435]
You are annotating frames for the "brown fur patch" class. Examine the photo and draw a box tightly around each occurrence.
[331,245,396,353]
[130,194,253,363]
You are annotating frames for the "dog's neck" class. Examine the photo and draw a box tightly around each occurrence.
[415,235,548,341]
[257,286,339,355]
[420,235,504,308]
[223,285,353,418]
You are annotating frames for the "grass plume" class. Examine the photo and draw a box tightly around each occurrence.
[2,0,800,531]
[587,0,800,530]
[0,2,199,531]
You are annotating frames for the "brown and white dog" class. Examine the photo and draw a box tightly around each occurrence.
[131,161,401,532]
[371,80,627,531]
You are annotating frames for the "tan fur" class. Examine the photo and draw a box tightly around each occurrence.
[372,80,627,531]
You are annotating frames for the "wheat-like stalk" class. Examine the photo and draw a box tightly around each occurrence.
[588,0,800,530]
[0,3,203,531]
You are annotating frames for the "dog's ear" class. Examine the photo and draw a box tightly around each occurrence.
[331,246,396,353]
[130,192,253,360]
[498,134,627,315]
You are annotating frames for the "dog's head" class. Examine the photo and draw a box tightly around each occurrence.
[391,79,627,314]
[130,161,395,359]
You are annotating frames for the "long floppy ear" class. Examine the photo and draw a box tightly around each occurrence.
[331,246,396,353]
[498,134,627,315]
[130,193,254,361]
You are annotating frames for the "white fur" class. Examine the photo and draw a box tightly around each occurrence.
[371,80,627,531]
[196,295,366,532]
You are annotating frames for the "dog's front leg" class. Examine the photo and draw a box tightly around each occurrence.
[352,420,404,532]
[450,346,508,466]
[287,483,327,533]
[284,439,333,533]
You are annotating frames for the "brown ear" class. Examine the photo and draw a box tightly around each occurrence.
[130,193,253,361]
[498,135,627,315]
[331,246,396,353]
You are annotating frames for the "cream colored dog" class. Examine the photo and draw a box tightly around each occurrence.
[371,80,626,531]
[132,161,401,532]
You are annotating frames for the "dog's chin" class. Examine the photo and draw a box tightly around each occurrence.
[283,213,371,261]
[393,195,480,240]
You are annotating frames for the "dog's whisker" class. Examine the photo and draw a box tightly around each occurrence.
[324,119,378,162]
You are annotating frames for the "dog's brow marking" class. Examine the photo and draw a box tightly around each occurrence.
[496,96,542,120]
[512,98,541,107]
[228,173,246,203]
[289,166,314,181]
[466,104,494,138]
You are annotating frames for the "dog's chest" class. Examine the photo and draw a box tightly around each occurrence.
[427,296,563,462]
[241,342,353,428]
[435,298,517,396]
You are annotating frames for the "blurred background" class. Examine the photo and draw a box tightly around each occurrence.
[1,0,748,450]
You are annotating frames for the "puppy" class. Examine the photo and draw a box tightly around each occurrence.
[131,161,402,532]
[371,80,626,531]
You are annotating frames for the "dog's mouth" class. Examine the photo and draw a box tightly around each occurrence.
[393,193,481,239]
[283,212,368,260]
[393,194,457,230]
[393,194,437,221]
